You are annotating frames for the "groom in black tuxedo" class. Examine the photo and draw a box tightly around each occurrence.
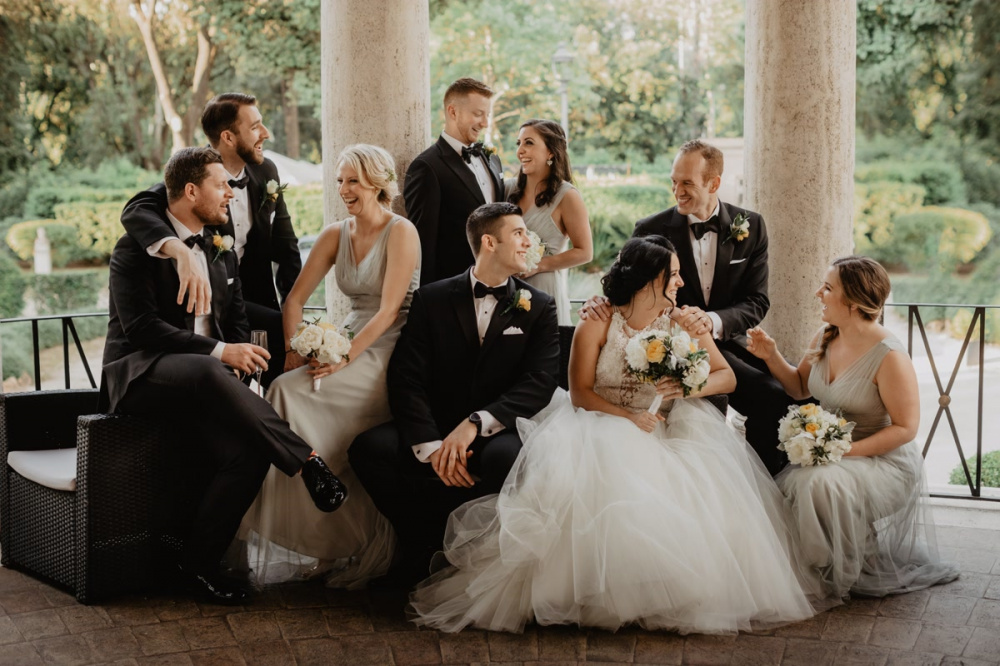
[585,140,792,476]
[120,92,300,387]
[102,147,345,604]
[404,77,505,285]
[350,202,559,585]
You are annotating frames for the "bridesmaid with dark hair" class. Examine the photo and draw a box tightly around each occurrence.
[506,119,592,324]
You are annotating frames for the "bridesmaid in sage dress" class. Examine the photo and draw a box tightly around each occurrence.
[747,256,959,600]
[505,119,592,324]
[241,144,420,588]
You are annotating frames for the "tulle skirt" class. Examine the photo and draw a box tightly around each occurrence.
[778,441,959,599]
[409,391,821,634]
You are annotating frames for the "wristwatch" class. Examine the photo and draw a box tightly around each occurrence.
[468,412,483,435]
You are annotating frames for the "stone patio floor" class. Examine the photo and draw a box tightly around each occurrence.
[1,519,1000,666]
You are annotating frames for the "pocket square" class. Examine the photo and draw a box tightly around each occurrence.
[227,278,235,285]
[503,326,524,335]
[729,258,747,265]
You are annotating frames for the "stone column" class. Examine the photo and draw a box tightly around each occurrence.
[320,0,431,321]
[744,0,856,360]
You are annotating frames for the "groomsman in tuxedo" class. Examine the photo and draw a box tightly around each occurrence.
[404,77,505,284]
[350,202,559,586]
[120,92,300,387]
[584,140,791,476]
[102,147,346,604]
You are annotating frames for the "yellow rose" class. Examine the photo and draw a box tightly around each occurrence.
[805,422,820,434]
[839,418,847,426]
[801,404,818,415]
[689,342,698,353]
[212,234,225,249]
[646,339,667,363]
[736,230,749,241]
[518,295,531,311]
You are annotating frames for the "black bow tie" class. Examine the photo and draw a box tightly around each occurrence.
[690,216,721,240]
[183,232,212,252]
[228,174,249,189]
[473,280,509,299]
[461,142,485,164]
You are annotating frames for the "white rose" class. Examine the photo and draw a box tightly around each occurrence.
[266,179,279,195]
[782,433,817,466]
[291,323,324,356]
[682,358,711,390]
[221,235,234,251]
[670,330,692,359]
[323,329,352,356]
[778,417,799,444]
[624,336,650,372]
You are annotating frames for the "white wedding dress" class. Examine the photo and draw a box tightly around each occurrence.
[409,312,821,634]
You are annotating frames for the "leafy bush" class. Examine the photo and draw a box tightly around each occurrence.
[579,183,673,271]
[853,181,925,260]
[5,220,102,267]
[949,450,1000,488]
[53,201,126,260]
[28,270,104,315]
[888,206,991,271]
[0,315,108,382]
[855,161,967,205]
[0,251,26,318]
[890,272,1000,344]
[284,185,325,238]
[959,152,1000,206]
[25,186,134,219]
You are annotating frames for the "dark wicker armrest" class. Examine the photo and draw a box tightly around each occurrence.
[0,390,99,455]
[76,413,166,500]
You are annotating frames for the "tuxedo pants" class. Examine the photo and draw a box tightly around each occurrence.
[718,341,796,477]
[244,300,285,389]
[117,353,313,573]
[349,422,522,569]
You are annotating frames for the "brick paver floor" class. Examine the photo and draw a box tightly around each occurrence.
[1,522,998,665]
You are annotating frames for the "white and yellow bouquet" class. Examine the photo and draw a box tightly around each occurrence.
[624,326,711,413]
[777,403,855,466]
[524,230,545,273]
[289,320,352,392]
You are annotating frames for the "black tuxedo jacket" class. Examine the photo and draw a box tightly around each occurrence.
[120,158,300,311]
[634,201,769,345]
[404,136,504,285]
[100,229,250,412]
[387,269,559,449]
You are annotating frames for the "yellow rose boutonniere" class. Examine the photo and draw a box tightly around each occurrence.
[502,288,532,315]
[726,212,750,243]
[210,233,235,263]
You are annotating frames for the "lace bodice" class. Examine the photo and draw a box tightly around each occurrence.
[594,311,675,414]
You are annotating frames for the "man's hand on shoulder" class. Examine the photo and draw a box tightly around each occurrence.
[578,295,613,321]
[221,343,270,376]
[429,419,477,488]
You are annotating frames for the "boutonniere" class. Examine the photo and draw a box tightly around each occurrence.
[481,142,497,158]
[258,179,289,213]
[502,288,532,315]
[726,212,750,243]
[210,233,234,263]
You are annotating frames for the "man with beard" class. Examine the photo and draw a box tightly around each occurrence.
[102,147,346,604]
[120,93,300,386]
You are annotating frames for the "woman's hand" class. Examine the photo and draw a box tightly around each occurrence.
[655,377,688,400]
[284,350,307,372]
[628,409,664,433]
[306,357,348,379]
[746,327,777,362]
[519,267,541,279]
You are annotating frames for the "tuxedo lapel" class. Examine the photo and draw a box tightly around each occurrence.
[487,154,504,201]
[206,249,229,340]
[437,139,487,204]
[667,211,705,308]
[708,203,736,310]
[450,271,480,349]
[244,166,267,243]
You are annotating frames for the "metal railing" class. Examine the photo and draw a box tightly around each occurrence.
[3,302,997,502]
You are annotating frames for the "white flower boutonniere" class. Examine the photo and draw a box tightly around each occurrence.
[210,233,234,263]
[502,288,532,315]
[259,179,289,213]
[482,142,498,158]
[726,212,750,243]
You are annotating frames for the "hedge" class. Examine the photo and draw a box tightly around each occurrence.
[284,185,325,238]
[25,186,134,219]
[53,200,126,260]
[949,450,1000,488]
[887,206,991,271]
[855,160,967,205]
[6,219,102,267]
[579,183,674,271]
[853,181,925,259]
[0,251,26,318]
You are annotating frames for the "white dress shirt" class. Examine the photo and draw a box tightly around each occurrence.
[441,132,494,204]
[225,167,251,261]
[411,271,507,463]
[686,201,724,339]
[165,211,226,360]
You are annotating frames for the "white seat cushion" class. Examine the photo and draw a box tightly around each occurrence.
[7,448,77,492]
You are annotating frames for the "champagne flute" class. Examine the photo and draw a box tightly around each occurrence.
[250,329,268,396]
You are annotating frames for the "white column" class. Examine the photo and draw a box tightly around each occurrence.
[320,0,431,321]
[744,0,856,360]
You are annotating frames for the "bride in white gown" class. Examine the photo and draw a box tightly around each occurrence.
[409,235,821,634]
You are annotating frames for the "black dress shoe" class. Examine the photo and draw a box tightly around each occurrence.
[301,455,348,512]
[177,565,251,605]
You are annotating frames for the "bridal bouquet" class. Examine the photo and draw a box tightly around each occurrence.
[524,230,545,273]
[624,326,711,413]
[777,403,855,466]
[289,320,352,392]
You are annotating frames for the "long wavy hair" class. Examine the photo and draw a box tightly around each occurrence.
[807,256,891,362]
[600,235,678,312]
[506,119,573,209]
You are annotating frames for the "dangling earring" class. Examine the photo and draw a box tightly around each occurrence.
[546,158,553,166]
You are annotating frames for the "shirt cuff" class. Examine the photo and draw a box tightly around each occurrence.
[211,342,226,360]
[412,440,443,463]
[476,410,505,437]
[708,312,724,340]
[146,236,177,258]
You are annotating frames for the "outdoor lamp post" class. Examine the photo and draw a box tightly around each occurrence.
[551,42,574,136]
